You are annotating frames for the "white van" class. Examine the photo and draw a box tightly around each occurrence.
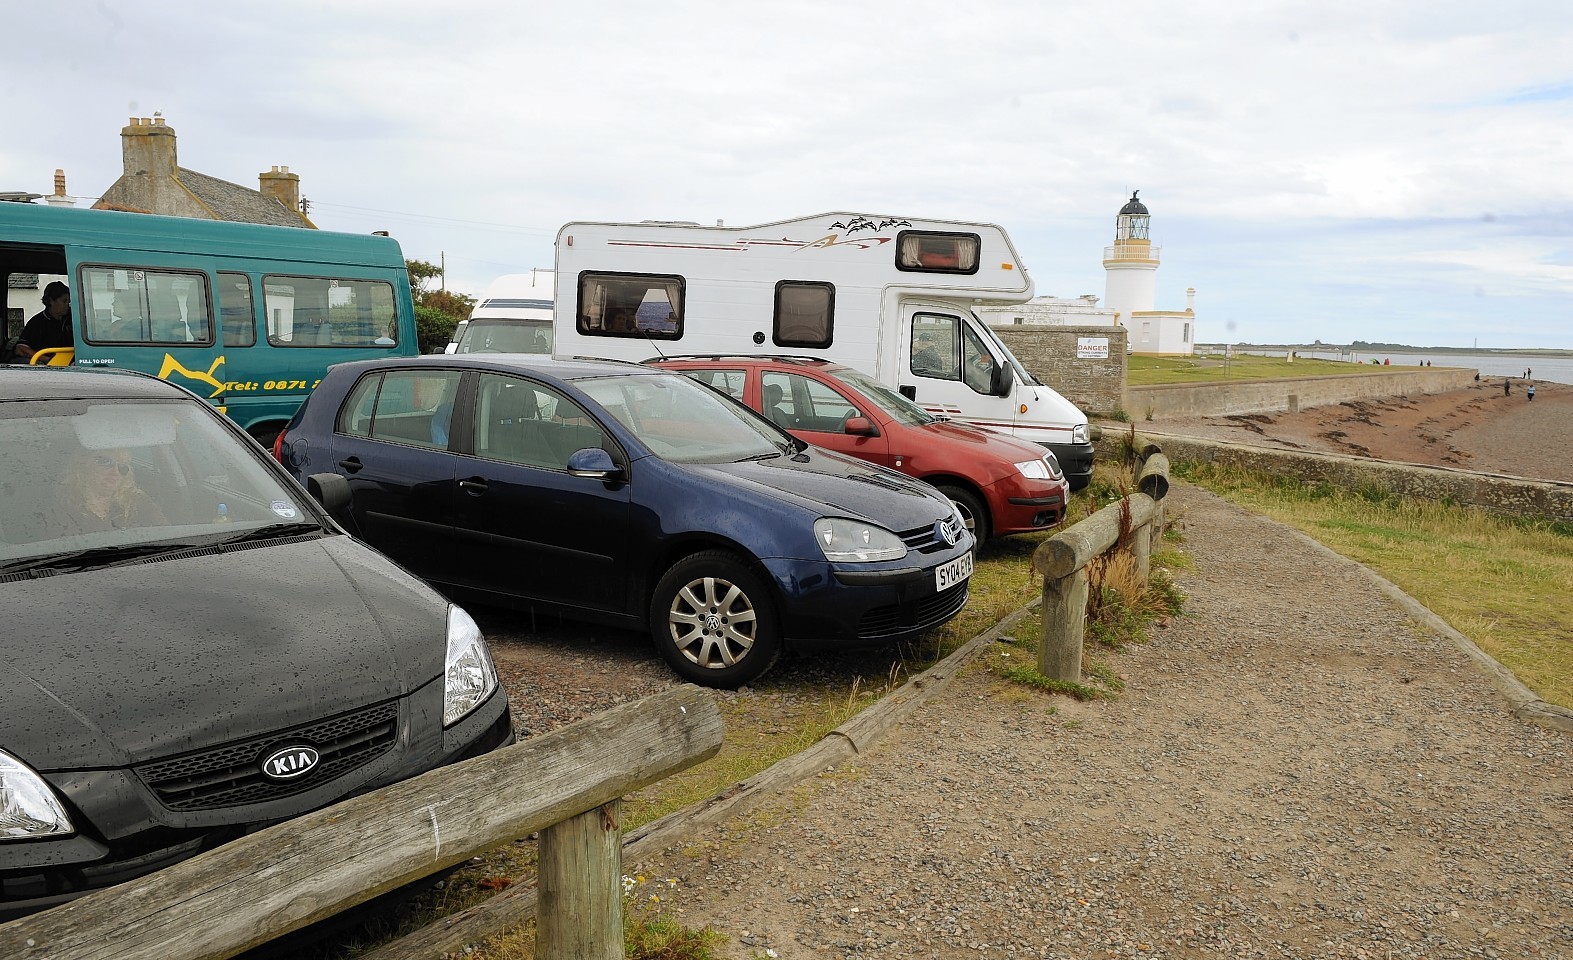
[551,214,1095,488]
[444,268,554,355]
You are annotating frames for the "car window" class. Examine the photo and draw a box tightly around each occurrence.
[829,366,935,426]
[679,367,746,401]
[760,372,858,434]
[0,396,309,563]
[473,372,603,470]
[577,371,783,463]
[80,265,212,345]
[337,369,463,449]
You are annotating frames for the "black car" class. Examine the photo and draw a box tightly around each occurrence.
[0,366,512,918]
[275,354,975,689]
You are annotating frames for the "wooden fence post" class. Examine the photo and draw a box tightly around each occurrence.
[1039,568,1089,681]
[538,799,624,960]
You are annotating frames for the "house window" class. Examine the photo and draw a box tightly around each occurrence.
[1183,322,1191,343]
[894,231,980,275]
[773,281,833,349]
[575,271,683,339]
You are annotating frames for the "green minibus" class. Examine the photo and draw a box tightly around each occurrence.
[1,202,417,443]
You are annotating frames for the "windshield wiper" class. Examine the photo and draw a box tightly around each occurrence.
[213,522,325,546]
[0,542,203,576]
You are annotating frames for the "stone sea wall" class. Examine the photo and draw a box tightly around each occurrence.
[1096,430,1573,521]
[1128,369,1478,419]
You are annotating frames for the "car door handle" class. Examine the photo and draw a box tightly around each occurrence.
[337,456,363,473]
[459,476,489,495]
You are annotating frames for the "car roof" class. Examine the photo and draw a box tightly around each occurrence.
[330,353,664,383]
[0,365,195,402]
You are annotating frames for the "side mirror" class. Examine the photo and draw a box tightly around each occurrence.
[843,416,878,437]
[567,447,625,481]
[305,472,351,514]
[990,363,1013,398]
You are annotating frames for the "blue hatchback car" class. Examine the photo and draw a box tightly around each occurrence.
[275,355,975,687]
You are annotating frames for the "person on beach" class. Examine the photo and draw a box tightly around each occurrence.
[1528,384,1536,401]
[1504,380,1512,396]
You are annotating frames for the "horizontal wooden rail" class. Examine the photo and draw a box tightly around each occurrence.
[0,685,723,960]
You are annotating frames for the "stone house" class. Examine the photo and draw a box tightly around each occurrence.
[94,116,316,229]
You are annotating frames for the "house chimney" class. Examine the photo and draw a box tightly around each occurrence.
[1186,287,1196,313]
[121,116,178,181]
[259,164,302,214]
[45,168,75,207]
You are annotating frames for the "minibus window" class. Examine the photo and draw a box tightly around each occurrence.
[81,266,212,345]
[219,272,256,347]
[263,275,399,348]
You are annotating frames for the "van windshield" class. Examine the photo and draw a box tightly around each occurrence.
[968,311,1039,386]
[0,397,314,564]
[455,318,552,354]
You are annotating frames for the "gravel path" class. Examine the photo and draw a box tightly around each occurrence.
[635,482,1573,959]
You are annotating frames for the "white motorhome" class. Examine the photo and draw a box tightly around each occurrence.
[552,213,1094,488]
[444,268,554,355]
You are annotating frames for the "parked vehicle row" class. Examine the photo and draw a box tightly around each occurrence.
[273,354,976,690]
[0,366,511,918]
[549,212,1096,490]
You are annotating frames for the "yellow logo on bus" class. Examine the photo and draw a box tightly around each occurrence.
[157,353,227,399]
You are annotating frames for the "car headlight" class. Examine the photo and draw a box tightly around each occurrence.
[1071,423,1090,445]
[814,517,907,562]
[1,749,73,841]
[1014,457,1052,480]
[444,605,500,727]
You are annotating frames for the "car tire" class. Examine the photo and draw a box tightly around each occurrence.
[936,484,989,545]
[650,550,782,689]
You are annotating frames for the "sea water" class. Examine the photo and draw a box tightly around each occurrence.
[1264,351,1573,386]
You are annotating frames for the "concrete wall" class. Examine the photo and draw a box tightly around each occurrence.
[1128,368,1477,420]
[1096,430,1573,521]
[992,324,1128,417]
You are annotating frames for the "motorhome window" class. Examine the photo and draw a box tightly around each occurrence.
[772,281,833,349]
[263,275,399,348]
[910,314,960,379]
[895,232,980,275]
[80,266,213,345]
[576,272,682,340]
[218,272,256,348]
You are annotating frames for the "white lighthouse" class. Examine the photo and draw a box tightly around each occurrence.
[1103,191,1195,355]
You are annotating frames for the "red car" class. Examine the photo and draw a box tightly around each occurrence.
[654,356,1069,542]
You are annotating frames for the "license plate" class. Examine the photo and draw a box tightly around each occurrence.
[935,551,974,591]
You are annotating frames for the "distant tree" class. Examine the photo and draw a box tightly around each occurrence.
[405,260,476,354]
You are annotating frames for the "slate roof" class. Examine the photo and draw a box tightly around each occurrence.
[176,168,310,228]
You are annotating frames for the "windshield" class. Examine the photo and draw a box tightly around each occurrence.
[832,367,937,426]
[455,318,552,354]
[576,371,788,463]
[969,310,1039,385]
[0,396,315,564]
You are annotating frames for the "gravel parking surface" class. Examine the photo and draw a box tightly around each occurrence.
[625,483,1573,959]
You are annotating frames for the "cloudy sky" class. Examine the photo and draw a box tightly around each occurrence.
[6,1,1570,349]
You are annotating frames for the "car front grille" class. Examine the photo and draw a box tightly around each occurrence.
[134,701,400,811]
[857,580,970,640]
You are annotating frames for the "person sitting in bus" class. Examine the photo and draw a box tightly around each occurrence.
[14,281,73,362]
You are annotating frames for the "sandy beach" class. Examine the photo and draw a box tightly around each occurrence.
[1135,377,1573,484]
